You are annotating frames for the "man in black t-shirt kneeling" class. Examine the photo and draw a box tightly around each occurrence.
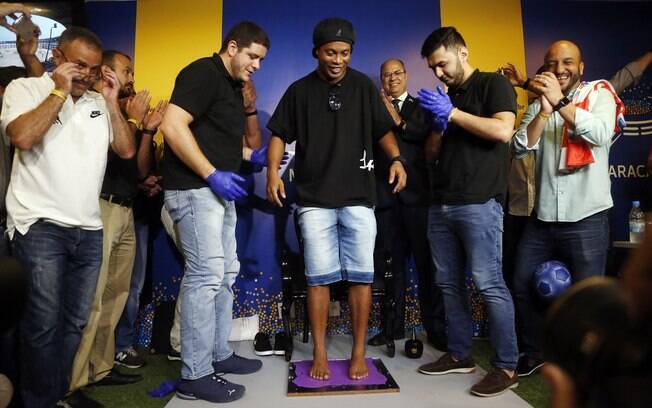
[266,18,407,381]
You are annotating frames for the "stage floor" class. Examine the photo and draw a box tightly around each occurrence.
[165,335,531,408]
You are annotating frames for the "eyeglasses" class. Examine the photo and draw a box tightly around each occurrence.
[57,48,101,79]
[382,70,405,79]
[328,86,342,111]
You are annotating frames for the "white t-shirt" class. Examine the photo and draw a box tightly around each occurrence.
[1,73,113,238]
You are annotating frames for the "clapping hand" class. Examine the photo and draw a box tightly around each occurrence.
[418,86,453,132]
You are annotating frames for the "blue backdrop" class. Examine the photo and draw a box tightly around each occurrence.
[82,0,652,342]
[222,0,442,334]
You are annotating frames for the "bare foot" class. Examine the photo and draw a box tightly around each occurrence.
[349,354,369,380]
[310,348,330,380]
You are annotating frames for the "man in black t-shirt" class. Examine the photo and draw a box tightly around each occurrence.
[160,22,271,404]
[266,18,406,382]
[415,27,519,398]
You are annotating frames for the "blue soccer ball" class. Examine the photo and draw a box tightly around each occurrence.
[533,261,572,300]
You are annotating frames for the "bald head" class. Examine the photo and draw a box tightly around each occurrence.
[381,58,405,73]
[545,40,582,63]
[544,40,584,94]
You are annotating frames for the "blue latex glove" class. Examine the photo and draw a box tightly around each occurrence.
[250,146,269,167]
[418,86,454,133]
[206,170,247,201]
[148,379,179,397]
[428,112,449,133]
[251,146,290,167]
[250,146,290,173]
[418,86,453,117]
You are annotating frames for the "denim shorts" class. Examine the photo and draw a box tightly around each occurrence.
[296,206,376,286]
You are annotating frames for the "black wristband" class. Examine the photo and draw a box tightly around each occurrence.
[245,110,258,117]
[521,78,531,90]
[553,96,571,112]
[142,128,157,136]
[390,155,407,167]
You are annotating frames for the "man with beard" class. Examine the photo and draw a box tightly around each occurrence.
[160,21,270,403]
[266,18,406,381]
[511,40,624,378]
[415,27,519,397]
[0,27,135,407]
[67,50,167,405]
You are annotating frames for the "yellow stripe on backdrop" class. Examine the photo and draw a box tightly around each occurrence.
[134,0,223,144]
[440,0,528,121]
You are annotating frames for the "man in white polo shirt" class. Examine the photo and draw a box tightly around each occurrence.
[0,27,134,407]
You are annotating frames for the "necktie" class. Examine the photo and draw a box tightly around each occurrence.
[392,98,400,112]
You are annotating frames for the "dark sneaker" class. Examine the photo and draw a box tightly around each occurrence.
[517,355,544,377]
[167,349,181,361]
[254,332,273,356]
[368,331,405,346]
[114,346,145,369]
[470,368,518,397]
[273,332,287,356]
[59,390,105,408]
[93,368,142,386]
[367,332,387,347]
[176,373,244,403]
[418,353,476,375]
[213,353,262,375]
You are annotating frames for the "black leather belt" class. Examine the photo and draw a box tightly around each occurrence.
[100,193,133,208]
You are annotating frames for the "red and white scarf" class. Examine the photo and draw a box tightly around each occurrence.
[559,80,626,172]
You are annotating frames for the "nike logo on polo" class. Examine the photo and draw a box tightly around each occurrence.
[90,110,104,118]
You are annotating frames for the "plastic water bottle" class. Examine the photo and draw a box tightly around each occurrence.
[629,201,645,244]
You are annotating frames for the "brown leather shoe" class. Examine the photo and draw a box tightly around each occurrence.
[418,353,476,375]
[470,368,518,397]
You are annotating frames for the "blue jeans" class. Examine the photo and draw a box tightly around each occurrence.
[115,218,149,352]
[513,210,609,359]
[12,220,102,407]
[427,199,518,369]
[297,206,376,286]
[164,188,239,380]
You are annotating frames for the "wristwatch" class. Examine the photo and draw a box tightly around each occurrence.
[553,96,571,112]
[393,119,406,132]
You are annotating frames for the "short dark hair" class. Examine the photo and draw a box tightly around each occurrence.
[102,50,131,68]
[219,21,270,53]
[59,26,103,51]
[420,26,466,58]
